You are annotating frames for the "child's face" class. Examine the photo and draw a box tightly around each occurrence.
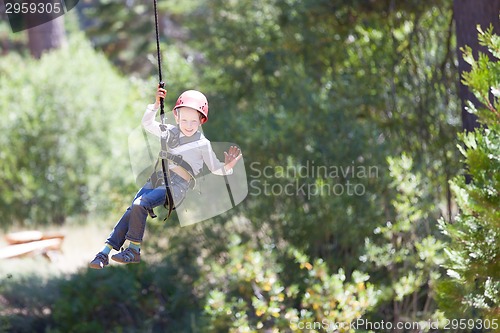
[175,107,201,137]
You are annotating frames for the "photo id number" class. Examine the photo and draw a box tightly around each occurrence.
[5,0,63,15]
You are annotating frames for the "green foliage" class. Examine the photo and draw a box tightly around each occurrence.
[362,154,446,328]
[2,226,207,333]
[183,0,396,277]
[437,26,500,322]
[51,264,159,333]
[461,25,500,125]
[80,0,199,76]
[0,275,61,333]
[339,4,461,222]
[0,257,203,333]
[202,238,377,332]
[176,0,461,280]
[0,34,147,226]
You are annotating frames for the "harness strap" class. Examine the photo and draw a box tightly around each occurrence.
[148,127,201,220]
[157,126,201,177]
[148,133,203,219]
[158,151,195,178]
[160,125,202,148]
[159,121,175,220]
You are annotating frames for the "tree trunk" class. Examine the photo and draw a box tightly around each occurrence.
[27,15,66,59]
[453,0,500,132]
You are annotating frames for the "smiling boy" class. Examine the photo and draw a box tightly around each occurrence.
[89,86,242,268]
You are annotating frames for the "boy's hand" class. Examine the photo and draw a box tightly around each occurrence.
[154,87,167,109]
[224,146,242,171]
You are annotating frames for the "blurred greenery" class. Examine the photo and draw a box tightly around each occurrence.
[202,240,378,332]
[0,34,145,225]
[0,0,499,332]
[362,154,446,326]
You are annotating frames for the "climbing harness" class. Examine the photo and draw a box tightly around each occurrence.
[150,126,201,190]
[161,124,202,150]
[158,126,201,177]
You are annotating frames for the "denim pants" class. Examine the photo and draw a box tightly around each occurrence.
[106,172,190,250]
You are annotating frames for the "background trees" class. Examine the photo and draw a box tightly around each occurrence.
[453,0,500,132]
[26,16,66,58]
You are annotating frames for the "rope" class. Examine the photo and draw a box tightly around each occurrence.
[152,0,174,220]
[153,0,162,83]
[153,0,165,116]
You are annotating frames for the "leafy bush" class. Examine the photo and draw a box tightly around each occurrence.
[0,26,206,228]
[13,259,200,333]
[202,237,378,332]
[362,154,446,328]
[0,34,150,226]
[50,264,159,333]
[0,274,61,333]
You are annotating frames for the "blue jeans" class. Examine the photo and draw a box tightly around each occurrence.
[106,172,190,250]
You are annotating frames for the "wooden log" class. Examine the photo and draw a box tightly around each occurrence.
[0,238,63,259]
[4,230,65,245]
[4,231,43,244]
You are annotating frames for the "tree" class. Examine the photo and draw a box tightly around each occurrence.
[182,0,459,271]
[26,15,66,59]
[363,155,446,331]
[453,0,500,132]
[77,0,196,75]
[438,26,500,323]
[0,35,145,226]
[3,5,67,58]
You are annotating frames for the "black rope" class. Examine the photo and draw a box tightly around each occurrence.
[153,0,173,219]
[153,0,162,85]
[153,0,165,114]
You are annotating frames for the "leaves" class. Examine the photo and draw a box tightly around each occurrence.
[202,242,377,332]
[438,28,500,322]
[0,34,148,225]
